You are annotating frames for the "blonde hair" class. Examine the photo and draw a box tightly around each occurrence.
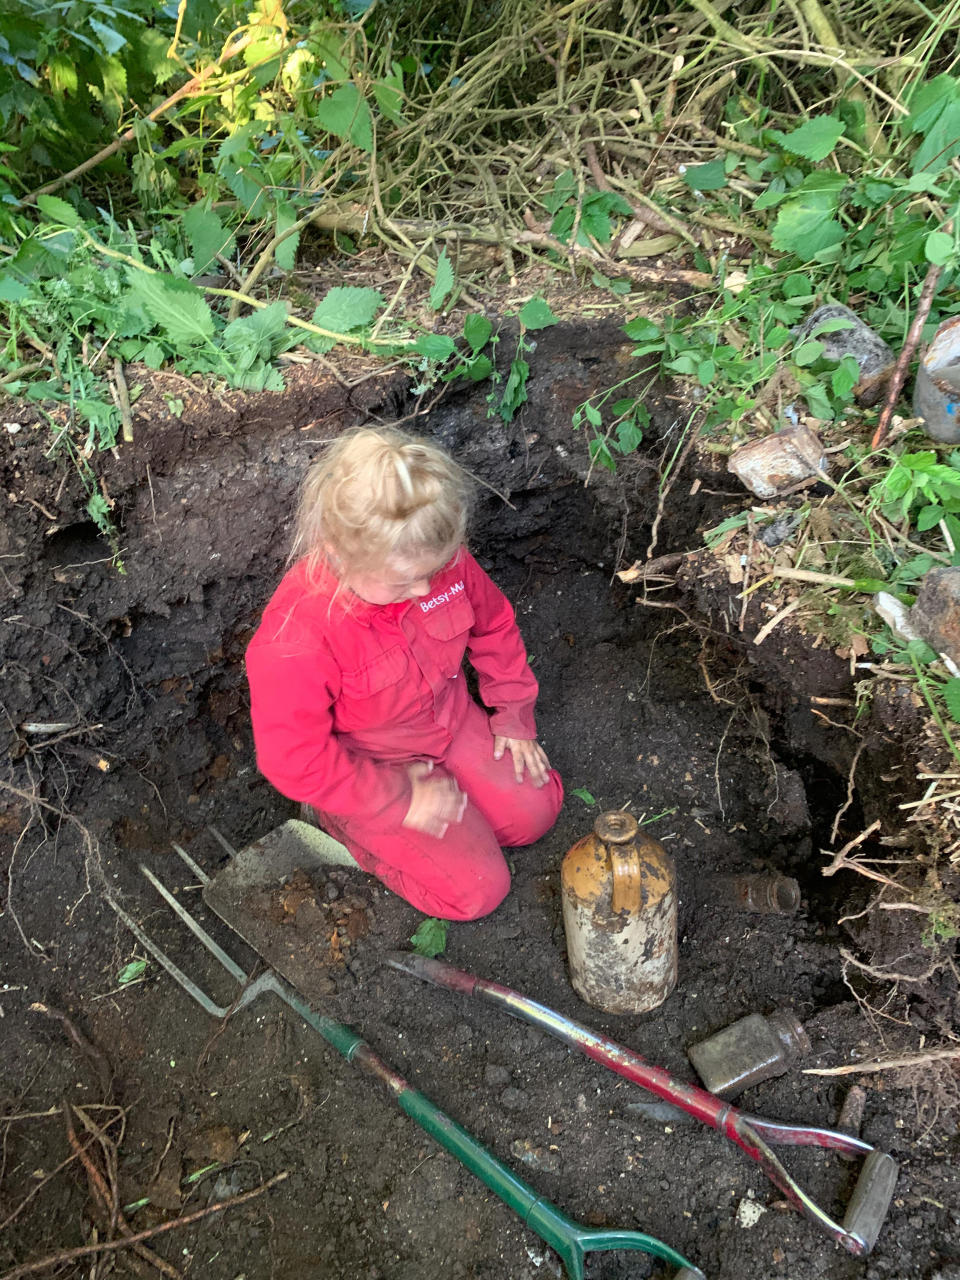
[291,427,471,582]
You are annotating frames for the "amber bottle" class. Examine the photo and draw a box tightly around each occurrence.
[561,811,677,1016]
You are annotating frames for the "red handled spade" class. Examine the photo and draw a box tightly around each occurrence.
[386,952,898,1258]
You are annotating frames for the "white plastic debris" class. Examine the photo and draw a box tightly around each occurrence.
[735,1197,767,1229]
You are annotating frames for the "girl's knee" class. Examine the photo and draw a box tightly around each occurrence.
[439,858,511,920]
[495,770,563,847]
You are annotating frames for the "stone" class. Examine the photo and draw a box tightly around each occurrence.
[909,567,960,673]
[500,1086,529,1110]
[484,1063,511,1088]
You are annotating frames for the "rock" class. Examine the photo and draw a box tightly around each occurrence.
[500,1086,529,1110]
[794,304,894,406]
[484,1063,511,1088]
[909,567,960,674]
[728,423,826,499]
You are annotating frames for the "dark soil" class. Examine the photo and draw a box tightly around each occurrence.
[1,321,958,1280]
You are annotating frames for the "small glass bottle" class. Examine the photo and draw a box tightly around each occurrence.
[687,1010,811,1098]
[713,873,800,914]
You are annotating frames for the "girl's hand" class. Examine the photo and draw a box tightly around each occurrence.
[493,736,551,788]
[403,761,467,838]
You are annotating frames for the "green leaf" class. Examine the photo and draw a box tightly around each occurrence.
[584,403,602,426]
[410,917,448,958]
[311,286,383,333]
[912,100,960,175]
[943,677,960,722]
[782,273,814,298]
[907,636,938,665]
[47,53,78,96]
[0,272,31,303]
[414,333,457,361]
[117,959,148,985]
[274,202,300,271]
[771,195,845,260]
[683,159,727,191]
[315,83,373,153]
[623,317,662,343]
[498,358,529,420]
[925,230,955,266]
[518,296,558,330]
[614,419,643,453]
[36,195,80,227]
[831,354,861,398]
[126,271,215,346]
[773,115,845,162]
[222,302,291,364]
[449,354,493,382]
[589,436,616,472]
[542,168,576,215]
[571,787,596,804]
[183,205,232,275]
[429,248,455,310]
[373,62,405,125]
[463,313,492,352]
[754,185,790,211]
[916,504,944,532]
[89,17,127,55]
[765,324,791,348]
[802,382,834,419]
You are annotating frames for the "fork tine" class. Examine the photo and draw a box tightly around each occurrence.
[140,864,248,984]
[107,895,233,1018]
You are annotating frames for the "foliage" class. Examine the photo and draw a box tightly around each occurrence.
[409,916,448,958]
[570,787,596,805]
[117,958,148,985]
[870,451,960,536]
[921,904,960,948]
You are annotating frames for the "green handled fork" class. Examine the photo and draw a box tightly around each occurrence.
[108,840,704,1280]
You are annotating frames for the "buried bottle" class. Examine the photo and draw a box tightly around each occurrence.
[561,811,677,1016]
[687,1010,811,1099]
[713,873,801,914]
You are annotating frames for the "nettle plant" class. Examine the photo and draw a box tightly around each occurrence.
[572,76,960,472]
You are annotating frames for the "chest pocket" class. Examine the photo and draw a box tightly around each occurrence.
[336,645,410,731]
[420,596,475,678]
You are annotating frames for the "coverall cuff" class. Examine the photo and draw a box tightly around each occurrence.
[489,704,538,740]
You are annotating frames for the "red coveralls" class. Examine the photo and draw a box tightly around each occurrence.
[245,549,563,919]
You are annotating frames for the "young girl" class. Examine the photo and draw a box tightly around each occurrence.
[246,427,563,921]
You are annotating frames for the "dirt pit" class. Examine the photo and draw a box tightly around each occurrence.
[2,326,959,1280]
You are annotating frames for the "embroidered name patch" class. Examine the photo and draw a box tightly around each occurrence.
[419,580,465,612]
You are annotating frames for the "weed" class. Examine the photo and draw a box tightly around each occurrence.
[409,917,448,958]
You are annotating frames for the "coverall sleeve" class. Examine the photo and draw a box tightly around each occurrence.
[246,638,408,826]
[462,551,539,740]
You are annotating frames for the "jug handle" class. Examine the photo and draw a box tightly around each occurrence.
[610,845,642,914]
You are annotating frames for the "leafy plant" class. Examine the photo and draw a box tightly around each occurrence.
[540,169,632,248]
[117,958,148,985]
[870,450,960,538]
[571,787,596,805]
[410,916,448,958]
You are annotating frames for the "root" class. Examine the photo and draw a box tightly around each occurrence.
[803,1045,960,1076]
[0,1172,289,1280]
